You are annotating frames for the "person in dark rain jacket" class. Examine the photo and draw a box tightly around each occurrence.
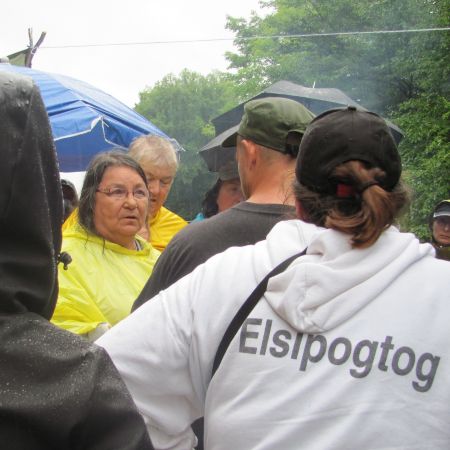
[0,70,153,450]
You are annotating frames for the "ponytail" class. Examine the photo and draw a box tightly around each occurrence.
[294,161,409,248]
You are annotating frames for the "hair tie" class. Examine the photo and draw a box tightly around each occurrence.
[336,183,356,198]
[359,181,379,194]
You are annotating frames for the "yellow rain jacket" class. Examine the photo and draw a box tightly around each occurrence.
[52,225,160,336]
[63,205,187,252]
[149,206,187,252]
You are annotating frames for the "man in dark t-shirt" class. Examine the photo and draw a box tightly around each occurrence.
[133,96,314,309]
[134,202,295,304]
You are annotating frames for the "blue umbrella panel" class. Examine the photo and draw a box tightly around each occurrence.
[0,63,168,172]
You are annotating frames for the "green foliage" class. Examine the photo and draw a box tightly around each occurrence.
[226,0,449,113]
[135,70,239,220]
[395,94,450,240]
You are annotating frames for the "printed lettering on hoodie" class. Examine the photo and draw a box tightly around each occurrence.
[239,318,440,393]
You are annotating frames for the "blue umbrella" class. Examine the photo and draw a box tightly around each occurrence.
[0,63,169,172]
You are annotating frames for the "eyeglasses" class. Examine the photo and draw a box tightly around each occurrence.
[96,187,149,200]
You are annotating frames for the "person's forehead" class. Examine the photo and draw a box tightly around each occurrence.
[141,162,175,179]
[101,165,144,184]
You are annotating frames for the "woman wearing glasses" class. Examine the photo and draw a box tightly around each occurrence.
[52,150,160,341]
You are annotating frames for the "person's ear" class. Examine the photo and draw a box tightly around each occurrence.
[241,139,259,168]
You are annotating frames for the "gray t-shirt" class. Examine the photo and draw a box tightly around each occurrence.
[133,202,295,310]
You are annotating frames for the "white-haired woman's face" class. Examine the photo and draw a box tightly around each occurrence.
[141,162,176,218]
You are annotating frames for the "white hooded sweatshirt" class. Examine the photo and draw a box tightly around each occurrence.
[98,220,450,450]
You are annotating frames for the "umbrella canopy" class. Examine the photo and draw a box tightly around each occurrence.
[0,63,169,172]
[211,80,404,145]
[199,126,238,172]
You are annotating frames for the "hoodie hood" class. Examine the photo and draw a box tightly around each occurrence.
[265,222,434,333]
[0,71,62,319]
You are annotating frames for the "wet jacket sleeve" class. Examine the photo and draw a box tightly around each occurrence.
[81,344,155,450]
[0,316,154,450]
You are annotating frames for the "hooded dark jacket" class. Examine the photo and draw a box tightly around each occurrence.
[0,71,153,450]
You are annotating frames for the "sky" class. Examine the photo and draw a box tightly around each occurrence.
[3,0,265,107]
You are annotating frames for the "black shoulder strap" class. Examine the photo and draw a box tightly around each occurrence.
[212,247,307,377]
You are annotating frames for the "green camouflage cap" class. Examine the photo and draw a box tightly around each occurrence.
[222,96,315,155]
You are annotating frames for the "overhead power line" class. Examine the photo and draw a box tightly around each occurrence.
[42,27,450,49]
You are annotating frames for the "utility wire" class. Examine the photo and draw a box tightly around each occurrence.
[42,27,450,49]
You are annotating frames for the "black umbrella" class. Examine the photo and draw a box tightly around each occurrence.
[199,126,238,172]
[200,80,404,173]
[212,80,404,144]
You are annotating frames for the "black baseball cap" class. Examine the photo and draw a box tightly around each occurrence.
[296,106,402,194]
[433,200,450,219]
[222,97,315,155]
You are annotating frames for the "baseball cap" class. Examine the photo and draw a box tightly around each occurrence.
[433,200,450,219]
[296,106,402,194]
[222,96,315,155]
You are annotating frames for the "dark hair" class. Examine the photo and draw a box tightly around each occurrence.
[78,149,147,236]
[61,179,79,222]
[201,179,223,218]
[294,160,410,248]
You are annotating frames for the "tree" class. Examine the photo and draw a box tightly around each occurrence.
[394,94,450,239]
[135,70,239,220]
[226,0,450,238]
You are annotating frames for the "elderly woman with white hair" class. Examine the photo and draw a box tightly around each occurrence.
[128,135,187,251]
